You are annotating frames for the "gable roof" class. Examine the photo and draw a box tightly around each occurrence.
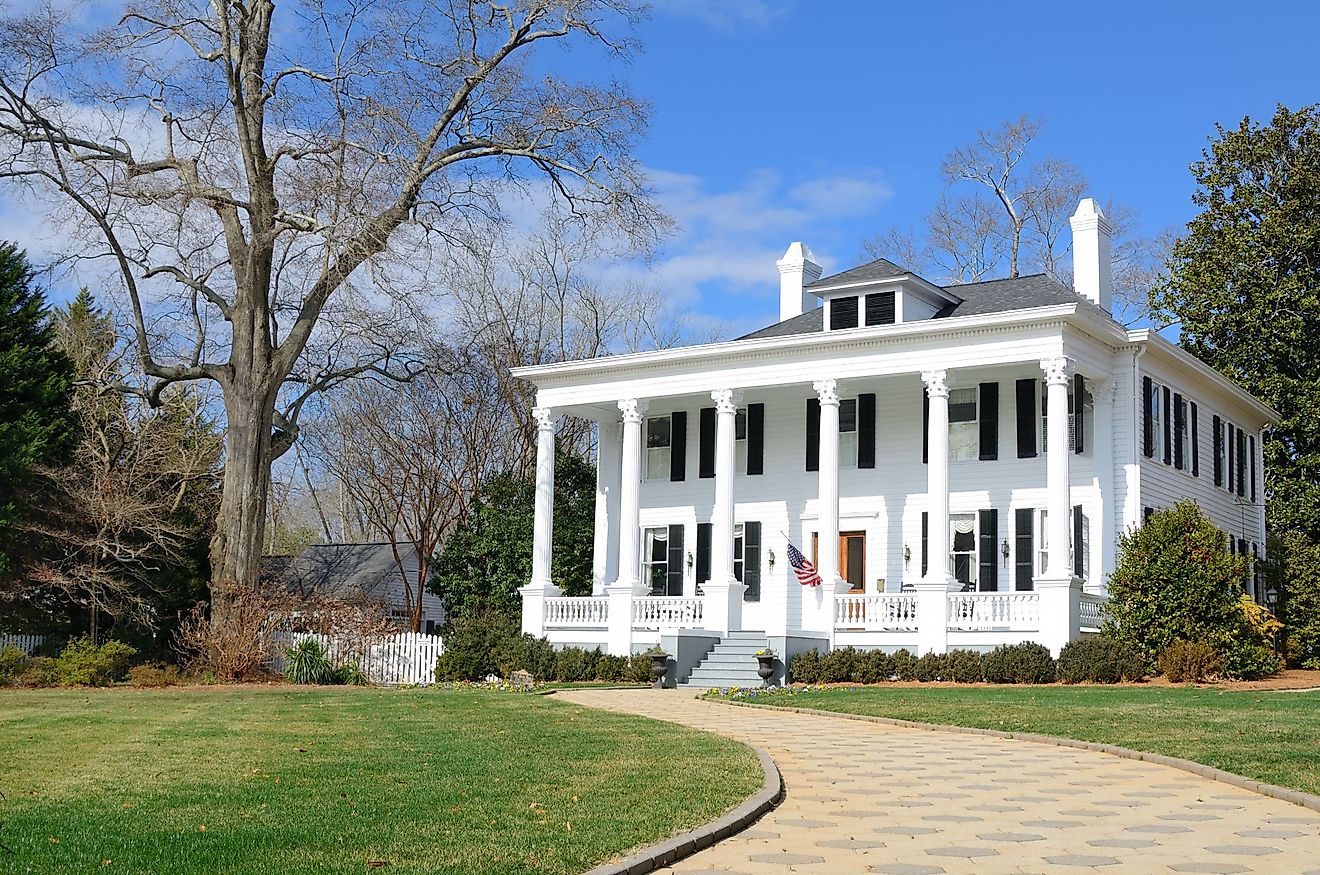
[279,542,419,603]
[739,270,1102,341]
[805,257,913,290]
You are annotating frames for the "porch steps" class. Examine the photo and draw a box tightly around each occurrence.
[679,631,770,689]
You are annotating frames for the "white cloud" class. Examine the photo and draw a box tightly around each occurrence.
[652,0,795,31]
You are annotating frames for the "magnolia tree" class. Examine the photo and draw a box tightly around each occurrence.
[0,1,663,623]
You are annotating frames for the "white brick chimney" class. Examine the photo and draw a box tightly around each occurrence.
[1069,198,1113,313]
[776,242,822,322]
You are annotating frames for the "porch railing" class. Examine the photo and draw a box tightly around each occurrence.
[835,594,919,631]
[1079,592,1108,631]
[632,596,703,629]
[544,596,609,629]
[947,592,1040,631]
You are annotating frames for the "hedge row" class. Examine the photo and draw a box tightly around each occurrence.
[790,636,1147,685]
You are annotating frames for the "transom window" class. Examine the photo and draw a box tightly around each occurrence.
[645,416,671,480]
[948,388,978,461]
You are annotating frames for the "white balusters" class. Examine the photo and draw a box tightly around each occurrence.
[632,596,704,629]
[1079,593,1108,630]
[946,592,1040,631]
[543,596,610,629]
[834,594,919,631]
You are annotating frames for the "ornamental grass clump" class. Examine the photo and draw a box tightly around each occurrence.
[283,638,338,685]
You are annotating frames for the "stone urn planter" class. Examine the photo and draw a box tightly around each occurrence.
[755,650,777,687]
[648,651,670,689]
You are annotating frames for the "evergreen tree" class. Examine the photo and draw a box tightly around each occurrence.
[0,243,75,574]
[1152,104,1320,539]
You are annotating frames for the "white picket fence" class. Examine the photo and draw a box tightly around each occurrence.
[270,631,444,686]
[0,634,44,655]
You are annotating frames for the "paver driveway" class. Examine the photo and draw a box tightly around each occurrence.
[558,688,1320,875]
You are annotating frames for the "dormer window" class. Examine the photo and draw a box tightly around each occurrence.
[866,292,896,325]
[829,295,859,330]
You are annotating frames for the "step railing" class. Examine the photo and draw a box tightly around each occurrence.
[947,592,1040,631]
[834,593,919,631]
[543,596,609,629]
[632,596,704,629]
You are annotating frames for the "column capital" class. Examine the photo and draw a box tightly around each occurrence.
[812,379,840,406]
[1039,356,1073,386]
[617,398,647,424]
[920,369,949,398]
[710,388,741,414]
[532,406,557,432]
[1090,377,1117,402]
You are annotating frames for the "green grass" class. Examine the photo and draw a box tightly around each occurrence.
[712,685,1320,796]
[0,686,760,874]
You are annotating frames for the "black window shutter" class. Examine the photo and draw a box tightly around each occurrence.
[666,524,685,596]
[696,523,712,585]
[1016,378,1037,458]
[746,403,765,476]
[1249,434,1257,502]
[922,389,930,464]
[1014,508,1034,591]
[669,411,687,481]
[921,512,929,576]
[1191,403,1200,477]
[829,295,859,329]
[1162,386,1172,464]
[698,407,716,479]
[1177,390,1188,472]
[743,522,761,602]
[1213,415,1223,486]
[1227,425,1236,493]
[1143,506,1154,524]
[1142,376,1154,457]
[978,509,998,591]
[1072,505,1084,579]
[865,291,896,325]
[1228,534,1236,555]
[805,398,820,472]
[857,393,876,469]
[979,382,999,461]
[1073,374,1085,454]
[1230,427,1240,496]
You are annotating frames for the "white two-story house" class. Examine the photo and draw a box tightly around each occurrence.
[513,199,1275,686]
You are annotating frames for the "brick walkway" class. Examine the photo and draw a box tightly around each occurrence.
[557,688,1320,874]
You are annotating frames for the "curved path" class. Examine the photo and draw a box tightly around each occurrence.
[558,688,1320,875]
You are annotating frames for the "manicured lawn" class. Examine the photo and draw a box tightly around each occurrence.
[0,686,761,874]
[712,685,1320,796]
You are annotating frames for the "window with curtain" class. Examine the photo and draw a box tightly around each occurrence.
[732,523,744,583]
[643,527,669,595]
[950,513,976,587]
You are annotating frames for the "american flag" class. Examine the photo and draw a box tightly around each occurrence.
[786,541,822,587]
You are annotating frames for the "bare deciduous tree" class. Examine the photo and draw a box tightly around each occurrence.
[0,0,664,623]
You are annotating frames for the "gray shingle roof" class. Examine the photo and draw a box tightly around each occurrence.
[738,270,1105,341]
[805,257,912,289]
[278,542,420,602]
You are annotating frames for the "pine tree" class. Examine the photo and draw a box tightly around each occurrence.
[0,243,75,573]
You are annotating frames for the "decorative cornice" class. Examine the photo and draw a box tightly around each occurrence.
[1040,356,1073,386]
[711,388,740,415]
[920,369,949,398]
[812,379,840,406]
[617,398,647,424]
[532,406,556,432]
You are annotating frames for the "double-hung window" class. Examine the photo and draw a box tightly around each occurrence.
[950,513,976,588]
[1041,385,1079,452]
[732,523,745,583]
[948,388,978,461]
[645,416,671,480]
[839,399,858,468]
[643,527,670,596]
[735,408,748,473]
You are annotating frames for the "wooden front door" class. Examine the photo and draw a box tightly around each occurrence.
[813,531,867,591]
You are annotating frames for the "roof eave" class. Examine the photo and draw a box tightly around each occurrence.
[1128,329,1280,424]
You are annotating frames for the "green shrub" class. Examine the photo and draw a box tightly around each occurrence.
[1158,640,1224,683]
[493,633,557,680]
[283,638,338,685]
[18,656,59,687]
[554,647,601,682]
[1056,635,1148,683]
[946,649,985,683]
[983,642,1055,684]
[0,645,28,685]
[1277,531,1320,668]
[336,663,369,686]
[435,606,522,681]
[856,649,894,684]
[126,663,186,687]
[626,653,652,684]
[1222,638,1282,681]
[595,654,629,682]
[914,652,949,682]
[817,647,858,683]
[790,648,821,684]
[891,649,917,680]
[55,638,137,686]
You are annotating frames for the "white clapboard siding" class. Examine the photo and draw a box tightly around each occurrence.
[0,634,44,655]
[270,631,444,686]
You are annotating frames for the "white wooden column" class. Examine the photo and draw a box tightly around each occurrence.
[605,398,646,656]
[1092,378,1116,594]
[814,379,842,586]
[915,370,955,655]
[519,406,561,637]
[592,418,622,596]
[1036,356,1082,656]
[703,389,746,634]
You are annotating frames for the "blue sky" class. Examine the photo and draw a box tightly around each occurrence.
[609,0,1320,334]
